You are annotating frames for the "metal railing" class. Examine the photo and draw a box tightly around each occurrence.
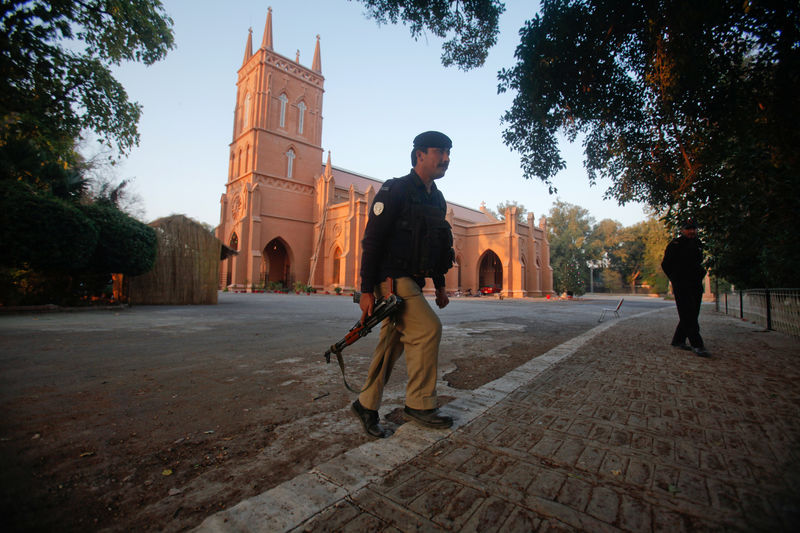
[716,289,800,338]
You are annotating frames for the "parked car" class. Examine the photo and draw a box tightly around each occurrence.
[480,285,500,295]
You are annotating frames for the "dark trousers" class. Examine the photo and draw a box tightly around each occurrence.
[671,287,704,348]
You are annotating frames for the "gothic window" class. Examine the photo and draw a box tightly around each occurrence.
[332,247,342,285]
[297,101,306,134]
[243,93,252,129]
[279,93,288,128]
[286,148,296,178]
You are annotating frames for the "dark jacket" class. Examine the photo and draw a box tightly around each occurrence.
[661,235,706,291]
[359,170,453,293]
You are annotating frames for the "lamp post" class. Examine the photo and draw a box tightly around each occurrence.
[587,260,600,294]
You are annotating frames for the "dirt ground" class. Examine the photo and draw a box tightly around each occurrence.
[0,295,655,532]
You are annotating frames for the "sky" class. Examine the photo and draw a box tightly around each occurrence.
[106,0,650,228]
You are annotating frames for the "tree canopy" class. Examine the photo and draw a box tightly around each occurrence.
[497,0,799,287]
[360,0,799,287]
[351,0,505,69]
[1,0,175,174]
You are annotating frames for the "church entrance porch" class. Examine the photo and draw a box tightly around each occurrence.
[479,250,503,295]
[263,238,291,289]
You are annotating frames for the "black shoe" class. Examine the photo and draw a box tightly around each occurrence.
[352,400,386,438]
[403,406,453,429]
[671,342,692,351]
[693,347,711,358]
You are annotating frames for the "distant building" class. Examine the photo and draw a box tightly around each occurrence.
[216,9,553,297]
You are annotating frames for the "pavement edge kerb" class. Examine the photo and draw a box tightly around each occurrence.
[194,309,662,532]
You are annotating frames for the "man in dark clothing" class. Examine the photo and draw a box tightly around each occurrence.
[351,131,455,438]
[661,219,710,357]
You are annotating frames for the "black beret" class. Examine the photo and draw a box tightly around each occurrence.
[413,131,452,149]
[682,219,698,229]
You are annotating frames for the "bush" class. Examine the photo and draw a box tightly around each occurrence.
[79,203,157,275]
[0,180,98,271]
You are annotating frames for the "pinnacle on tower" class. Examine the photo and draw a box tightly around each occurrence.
[325,151,333,179]
[243,27,253,64]
[312,34,322,73]
[261,7,273,50]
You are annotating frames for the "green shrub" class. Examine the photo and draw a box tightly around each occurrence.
[0,180,98,271]
[79,203,157,275]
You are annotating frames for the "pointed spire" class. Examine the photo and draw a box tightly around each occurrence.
[325,151,333,179]
[312,34,322,73]
[243,27,253,64]
[261,7,273,50]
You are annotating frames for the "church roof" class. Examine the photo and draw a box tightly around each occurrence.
[326,165,494,225]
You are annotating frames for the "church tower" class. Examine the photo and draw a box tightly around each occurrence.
[217,8,324,289]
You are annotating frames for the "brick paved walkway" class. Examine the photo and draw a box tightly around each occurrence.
[197,308,800,532]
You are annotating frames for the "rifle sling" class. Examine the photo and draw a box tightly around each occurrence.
[332,346,382,394]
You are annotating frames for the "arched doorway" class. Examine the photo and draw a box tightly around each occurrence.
[226,233,238,286]
[455,254,463,290]
[479,250,503,294]
[263,238,290,288]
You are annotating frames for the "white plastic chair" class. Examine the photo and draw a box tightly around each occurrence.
[598,298,624,322]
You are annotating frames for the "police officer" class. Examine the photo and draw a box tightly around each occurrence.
[661,219,710,357]
[351,131,455,438]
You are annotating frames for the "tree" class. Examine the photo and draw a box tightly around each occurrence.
[641,218,671,293]
[1,0,175,183]
[547,200,593,294]
[497,0,800,287]
[586,218,622,264]
[490,200,528,223]
[351,0,505,69]
[614,223,648,293]
[0,1,172,304]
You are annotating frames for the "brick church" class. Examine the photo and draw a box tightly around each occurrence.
[216,9,553,297]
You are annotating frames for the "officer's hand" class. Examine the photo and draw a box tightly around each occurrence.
[435,287,449,309]
[359,292,375,323]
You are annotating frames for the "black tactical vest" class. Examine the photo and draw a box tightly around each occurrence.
[383,181,454,278]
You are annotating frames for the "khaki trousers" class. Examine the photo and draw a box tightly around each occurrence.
[358,277,442,411]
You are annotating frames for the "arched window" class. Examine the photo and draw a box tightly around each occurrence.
[297,101,306,134]
[286,148,296,178]
[332,247,342,285]
[245,145,250,174]
[243,93,252,129]
[278,93,288,128]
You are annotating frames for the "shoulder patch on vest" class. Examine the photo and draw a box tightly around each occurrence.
[373,202,384,216]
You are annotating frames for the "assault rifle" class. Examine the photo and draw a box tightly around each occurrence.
[323,282,403,393]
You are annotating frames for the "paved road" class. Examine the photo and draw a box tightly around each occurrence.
[0,292,673,531]
[0,292,670,405]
